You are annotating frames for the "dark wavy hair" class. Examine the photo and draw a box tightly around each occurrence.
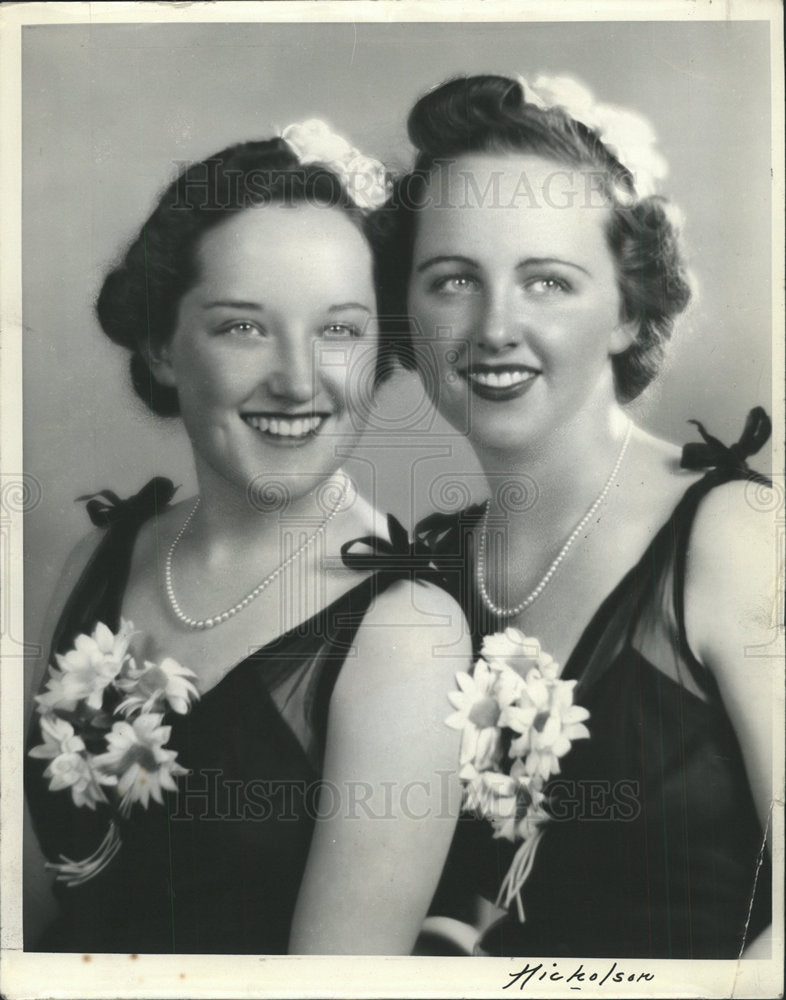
[97,138,384,416]
[373,75,692,401]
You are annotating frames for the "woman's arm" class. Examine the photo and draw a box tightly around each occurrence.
[684,479,782,952]
[289,580,469,955]
[24,527,104,947]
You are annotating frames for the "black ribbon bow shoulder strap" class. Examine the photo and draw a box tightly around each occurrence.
[681,407,771,485]
[340,513,443,580]
[77,477,178,528]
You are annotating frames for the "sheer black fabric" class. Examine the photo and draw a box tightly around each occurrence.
[416,413,773,958]
[25,482,407,954]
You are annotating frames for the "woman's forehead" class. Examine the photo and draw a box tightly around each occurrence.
[414,155,614,262]
[426,152,610,210]
[193,205,374,284]
[198,203,369,255]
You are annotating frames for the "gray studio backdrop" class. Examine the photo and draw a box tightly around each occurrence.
[22,20,773,703]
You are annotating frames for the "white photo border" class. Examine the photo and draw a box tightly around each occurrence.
[1,3,783,998]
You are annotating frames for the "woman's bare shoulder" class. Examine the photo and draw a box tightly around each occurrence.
[334,577,470,707]
[361,576,467,637]
[684,476,780,663]
[689,476,774,562]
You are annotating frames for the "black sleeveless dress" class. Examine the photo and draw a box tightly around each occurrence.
[417,412,773,959]
[25,480,414,954]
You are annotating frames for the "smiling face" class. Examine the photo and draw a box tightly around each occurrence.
[407,153,634,454]
[154,203,378,504]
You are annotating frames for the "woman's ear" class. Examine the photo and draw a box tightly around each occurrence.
[148,346,177,387]
[609,319,638,356]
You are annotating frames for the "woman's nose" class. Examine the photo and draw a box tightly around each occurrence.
[266,337,316,403]
[475,286,522,353]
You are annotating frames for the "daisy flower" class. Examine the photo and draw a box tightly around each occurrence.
[92,713,188,818]
[445,659,508,775]
[28,714,116,809]
[116,657,200,716]
[36,620,135,713]
[506,665,552,752]
[515,679,591,781]
[34,671,78,715]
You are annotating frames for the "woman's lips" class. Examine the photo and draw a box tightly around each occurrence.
[241,412,330,443]
[458,366,540,402]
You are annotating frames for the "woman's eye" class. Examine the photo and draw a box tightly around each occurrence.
[525,277,571,296]
[431,275,480,295]
[323,323,361,338]
[220,321,267,338]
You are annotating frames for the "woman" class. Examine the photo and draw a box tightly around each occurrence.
[24,126,467,955]
[378,75,776,958]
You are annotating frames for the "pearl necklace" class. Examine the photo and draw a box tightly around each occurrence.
[477,421,633,619]
[165,479,347,631]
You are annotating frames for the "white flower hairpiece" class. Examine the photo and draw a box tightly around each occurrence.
[517,74,668,199]
[281,119,391,211]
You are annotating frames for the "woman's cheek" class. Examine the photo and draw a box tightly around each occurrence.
[337,345,372,421]
[408,288,437,332]
[416,299,466,341]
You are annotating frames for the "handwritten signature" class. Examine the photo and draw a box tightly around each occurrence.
[504,961,655,990]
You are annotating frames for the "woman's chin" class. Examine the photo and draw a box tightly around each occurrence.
[464,420,536,455]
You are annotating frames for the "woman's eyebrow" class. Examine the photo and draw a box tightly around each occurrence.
[518,257,591,276]
[203,300,265,311]
[328,303,372,314]
[415,254,479,273]
[202,301,371,314]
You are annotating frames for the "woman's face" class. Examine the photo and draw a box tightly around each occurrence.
[408,153,634,454]
[155,204,378,503]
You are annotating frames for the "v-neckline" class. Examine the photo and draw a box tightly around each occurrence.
[100,509,380,704]
[453,472,712,687]
[559,474,712,686]
[181,573,379,705]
